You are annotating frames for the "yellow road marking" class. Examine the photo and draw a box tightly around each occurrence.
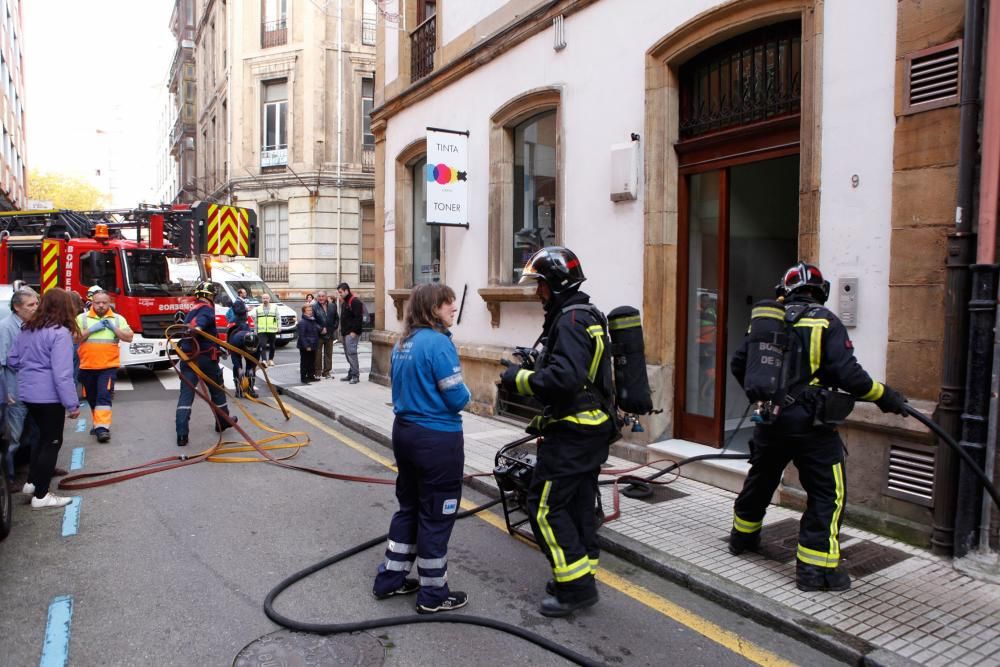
[287,402,794,667]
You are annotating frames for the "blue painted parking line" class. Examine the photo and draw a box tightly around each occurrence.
[40,595,73,667]
[75,419,87,433]
[61,498,81,538]
[70,448,85,471]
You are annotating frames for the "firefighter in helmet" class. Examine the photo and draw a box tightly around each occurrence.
[226,299,260,398]
[729,261,908,591]
[174,281,236,447]
[498,246,616,617]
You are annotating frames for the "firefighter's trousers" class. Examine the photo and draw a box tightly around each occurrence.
[79,367,116,434]
[374,418,464,607]
[733,425,847,569]
[175,355,231,438]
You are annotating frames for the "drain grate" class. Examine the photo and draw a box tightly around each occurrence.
[742,518,857,563]
[842,540,911,578]
[234,630,385,666]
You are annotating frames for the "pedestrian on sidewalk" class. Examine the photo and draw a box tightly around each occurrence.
[225,288,249,324]
[372,283,471,614]
[337,282,364,384]
[729,262,909,592]
[252,292,280,367]
[76,290,133,443]
[7,288,81,509]
[297,304,321,383]
[499,246,616,618]
[0,287,40,487]
[312,291,338,379]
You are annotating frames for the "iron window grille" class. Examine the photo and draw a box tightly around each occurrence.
[679,21,802,139]
[410,14,436,82]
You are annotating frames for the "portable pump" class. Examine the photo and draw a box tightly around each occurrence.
[493,438,538,537]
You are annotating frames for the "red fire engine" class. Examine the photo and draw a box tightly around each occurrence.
[0,203,257,367]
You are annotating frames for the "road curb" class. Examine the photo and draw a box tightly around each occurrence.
[281,385,914,666]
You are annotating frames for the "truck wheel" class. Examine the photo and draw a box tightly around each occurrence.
[0,471,11,541]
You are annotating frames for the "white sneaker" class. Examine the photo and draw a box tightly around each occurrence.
[21,482,35,496]
[31,493,72,510]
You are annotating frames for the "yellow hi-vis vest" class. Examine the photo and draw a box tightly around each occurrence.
[253,305,280,333]
[77,308,131,369]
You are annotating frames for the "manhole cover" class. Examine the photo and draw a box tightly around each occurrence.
[842,540,911,578]
[738,518,855,563]
[234,630,385,667]
[628,484,689,505]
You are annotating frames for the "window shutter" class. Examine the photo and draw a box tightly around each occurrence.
[903,40,962,115]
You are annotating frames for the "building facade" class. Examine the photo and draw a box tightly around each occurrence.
[0,0,26,210]
[372,0,999,552]
[167,0,199,205]
[191,0,377,302]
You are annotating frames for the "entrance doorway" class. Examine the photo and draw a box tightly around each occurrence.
[675,154,799,448]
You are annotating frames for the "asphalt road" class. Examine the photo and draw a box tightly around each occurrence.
[0,346,849,666]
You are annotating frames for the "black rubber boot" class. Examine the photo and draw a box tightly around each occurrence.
[539,591,599,618]
[728,528,761,555]
[796,562,851,592]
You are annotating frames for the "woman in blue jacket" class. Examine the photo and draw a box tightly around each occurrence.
[372,283,471,614]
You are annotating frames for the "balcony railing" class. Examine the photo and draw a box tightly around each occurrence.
[261,147,288,168]
[261,263,288,282]
[362,146,375,173]
[362,18,376,45]
[261,19,288,48]
[410,14,435,82]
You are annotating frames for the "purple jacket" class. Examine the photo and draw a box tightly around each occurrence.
[8,325,78,409]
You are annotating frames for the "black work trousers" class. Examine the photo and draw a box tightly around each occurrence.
[299,347,316,381]
[25,402,66,499]
[733,424,847,569]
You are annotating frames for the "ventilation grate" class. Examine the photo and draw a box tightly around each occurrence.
[903,40,962,114]
[885,443,935,507]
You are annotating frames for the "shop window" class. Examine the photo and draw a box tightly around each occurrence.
[511,111,557,283]
[411,156,441,285]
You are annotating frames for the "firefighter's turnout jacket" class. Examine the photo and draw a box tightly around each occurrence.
[729,295,886,571]
[508,289,616,475]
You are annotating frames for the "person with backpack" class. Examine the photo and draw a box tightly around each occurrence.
[729,262,908,592]
[337,282,365,384]
[498,246,617,618]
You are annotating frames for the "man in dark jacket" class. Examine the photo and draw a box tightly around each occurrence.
[312,291,338,379]
[337,282,364,384]
[499,246,616,618]
[729,262,908,592]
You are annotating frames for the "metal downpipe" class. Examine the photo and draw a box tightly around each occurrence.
[933,0,986,556]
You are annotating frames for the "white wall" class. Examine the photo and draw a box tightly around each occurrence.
[441,0,508,44]
[383,0,399,86]
[382,1,719,347]
[818,0,897,379]
[383,0,900,364]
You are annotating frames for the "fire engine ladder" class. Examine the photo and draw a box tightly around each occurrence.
[0,209,95,240]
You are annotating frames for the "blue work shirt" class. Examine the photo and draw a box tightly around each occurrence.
[391,327,470,432]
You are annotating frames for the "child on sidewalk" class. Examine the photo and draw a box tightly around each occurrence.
[297,304,321,383]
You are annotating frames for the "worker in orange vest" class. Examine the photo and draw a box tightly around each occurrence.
[76,290,133,442]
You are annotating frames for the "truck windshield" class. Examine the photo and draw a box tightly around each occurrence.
[228,281,278,303]
[122,250,188,297]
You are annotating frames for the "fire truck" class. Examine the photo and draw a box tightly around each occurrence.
[0,203,257,367]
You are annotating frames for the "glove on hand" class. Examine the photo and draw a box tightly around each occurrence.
[102,319,115,330]
[499,362,521,390]
[87,321,105,334]
[875,384,908,415]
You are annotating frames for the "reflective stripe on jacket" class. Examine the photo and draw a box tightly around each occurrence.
[77,309,130,370]
[253,305,280,333]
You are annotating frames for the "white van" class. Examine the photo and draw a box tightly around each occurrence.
[209,261,298,345]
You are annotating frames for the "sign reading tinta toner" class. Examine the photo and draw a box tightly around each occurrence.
[426,127,470,229]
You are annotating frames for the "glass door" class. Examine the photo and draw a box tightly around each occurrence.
[675,155,799,447]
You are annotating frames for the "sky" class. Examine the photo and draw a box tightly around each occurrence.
[23,0,175,207]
